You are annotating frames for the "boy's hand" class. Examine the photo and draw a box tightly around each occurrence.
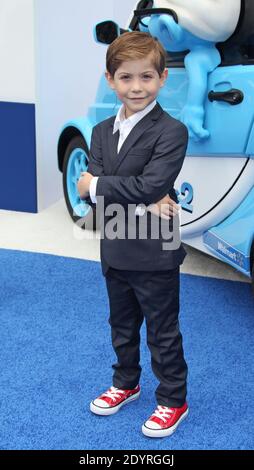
[77,172,94,199]
[147,194,180,220]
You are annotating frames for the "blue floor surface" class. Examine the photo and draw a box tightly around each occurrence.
[0,248,253,450]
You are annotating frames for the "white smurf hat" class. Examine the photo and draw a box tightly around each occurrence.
[153,0,241,42]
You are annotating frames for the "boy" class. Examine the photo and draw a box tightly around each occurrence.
[78,31,189,438]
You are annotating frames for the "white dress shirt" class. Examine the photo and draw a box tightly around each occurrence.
[89,99,157,216]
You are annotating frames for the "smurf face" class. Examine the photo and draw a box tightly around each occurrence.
[153,0,241,42]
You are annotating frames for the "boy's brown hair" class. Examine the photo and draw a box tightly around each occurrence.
[106,31,167,78]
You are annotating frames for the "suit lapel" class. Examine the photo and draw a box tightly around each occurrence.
[107,126,120,173]
[107,102,163,175]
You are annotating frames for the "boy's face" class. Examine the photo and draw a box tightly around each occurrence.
[105,55,168,118]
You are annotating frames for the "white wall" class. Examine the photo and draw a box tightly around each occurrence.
[0,0,35,102]
[35,0,117,211]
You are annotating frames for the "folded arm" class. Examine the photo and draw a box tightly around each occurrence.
[95,124,188,206]
[79,124,150,215]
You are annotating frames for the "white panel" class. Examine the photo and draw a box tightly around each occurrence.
[178,158,254,237]
[0,0,35,102]
[176,156,248,223]
[34,0,114,211]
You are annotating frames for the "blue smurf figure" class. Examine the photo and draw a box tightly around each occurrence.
[138,0,241,141]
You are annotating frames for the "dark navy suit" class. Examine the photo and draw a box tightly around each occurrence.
[86,102,188,407]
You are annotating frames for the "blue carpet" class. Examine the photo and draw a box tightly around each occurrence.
[0,248,253,450]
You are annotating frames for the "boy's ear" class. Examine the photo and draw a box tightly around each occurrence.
[160,68,168,87]
[105,71,116,89]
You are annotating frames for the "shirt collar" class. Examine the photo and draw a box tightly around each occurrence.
[113,99,157,134]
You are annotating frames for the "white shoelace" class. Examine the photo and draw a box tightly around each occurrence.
[103,387,126,402]
[152,406,174,423]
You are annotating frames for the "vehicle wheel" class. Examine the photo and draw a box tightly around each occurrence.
[62,135,97,231]
[250,241,254,295]
[251,260,254,295]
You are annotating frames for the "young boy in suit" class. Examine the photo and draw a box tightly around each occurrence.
[78,31,189,438]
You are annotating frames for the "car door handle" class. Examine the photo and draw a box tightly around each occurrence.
[208,88,244,105]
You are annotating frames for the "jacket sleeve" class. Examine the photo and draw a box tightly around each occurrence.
[96,123,188,206]
[82,124,105,208]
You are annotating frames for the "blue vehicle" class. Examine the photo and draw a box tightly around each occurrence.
[57,0,254,290]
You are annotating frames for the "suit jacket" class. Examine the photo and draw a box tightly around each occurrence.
[86,102,188,276]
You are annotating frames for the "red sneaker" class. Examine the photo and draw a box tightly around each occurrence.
[90,385,141,416]
[142,403,189,438]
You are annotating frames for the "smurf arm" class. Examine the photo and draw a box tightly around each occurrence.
[181,44,221,141]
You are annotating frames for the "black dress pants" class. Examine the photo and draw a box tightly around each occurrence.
[105,266,188,407]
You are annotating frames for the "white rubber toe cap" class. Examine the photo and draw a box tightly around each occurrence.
[144,420,161,430]
[93,398,110,408]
